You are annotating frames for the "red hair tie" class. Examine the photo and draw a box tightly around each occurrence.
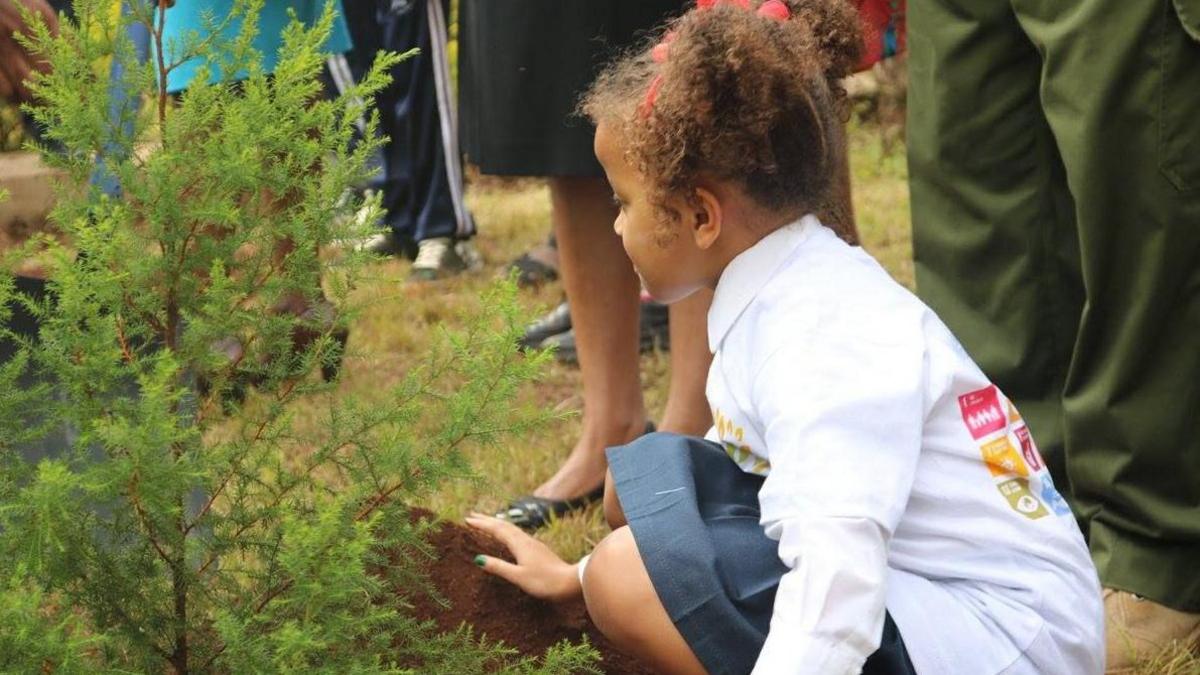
[645,1,790,116]
[640,74,665,118]
[652,29,677,63]
[757,0,791,21]
[697,0,790,21]
[697,0,752,9]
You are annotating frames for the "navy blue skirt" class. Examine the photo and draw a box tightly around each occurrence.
[607,433,917,675]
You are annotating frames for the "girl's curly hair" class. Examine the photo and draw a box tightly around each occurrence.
[582,0,861,226]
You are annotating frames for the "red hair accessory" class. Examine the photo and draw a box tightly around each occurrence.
[645,1,789,116]
[640,74,664,118]
[697,0,752,9]
[756,0,790,21]
[697,0,789,20]
[652,30,677,63]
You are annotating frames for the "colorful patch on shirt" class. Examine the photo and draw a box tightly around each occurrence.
[1013,425,1043,472]
[997,477,1049,520]
[723,441,752,465]
[1034,471,1073,517]
[980,437,1029,477]
[958,385,1006,440]
[713,407,770,476]
[721,441,771,476]
[1007,400,1022,424]
[1040,481,1073,516]
[713,407,745,444]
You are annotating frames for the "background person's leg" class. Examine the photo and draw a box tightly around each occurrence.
[660,290,713,436]
[537,176,645,503]
[1017,0,1200,616]
[404,0,476,278]
[336,0,473,274]
[420,0,472,243]
[908,0,1082,484]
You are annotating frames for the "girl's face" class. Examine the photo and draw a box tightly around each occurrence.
[595,121,715,304]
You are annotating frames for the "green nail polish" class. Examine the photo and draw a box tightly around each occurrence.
[473,555,486,567]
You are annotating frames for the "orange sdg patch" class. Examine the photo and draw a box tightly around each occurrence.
[981,437,1028,477]
[1007,400,1022,424]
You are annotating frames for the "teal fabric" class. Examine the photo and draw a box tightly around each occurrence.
[160,0,352,92]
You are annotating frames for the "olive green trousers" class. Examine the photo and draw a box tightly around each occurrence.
[908,0,1200,610]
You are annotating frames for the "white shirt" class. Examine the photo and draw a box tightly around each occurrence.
[704,216,1103,675]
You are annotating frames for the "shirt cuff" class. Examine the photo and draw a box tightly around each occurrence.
[576,553,592,585]
[752,632,868,675]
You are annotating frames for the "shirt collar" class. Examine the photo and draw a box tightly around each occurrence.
[707,214,820,351]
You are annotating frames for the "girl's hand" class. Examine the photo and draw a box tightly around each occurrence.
[465,513,583,603]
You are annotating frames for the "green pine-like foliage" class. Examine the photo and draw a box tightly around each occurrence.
[0,2,596,672]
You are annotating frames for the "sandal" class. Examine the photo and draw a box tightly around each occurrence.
[196,336,252,408]
[517,300,571,351]
[541,299,669,366]
[286,299,351,383]
[506,238,559,289]
[196,299,348,408]
[496,421,656,531]
[495,485,606,531]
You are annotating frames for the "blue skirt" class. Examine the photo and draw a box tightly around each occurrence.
[607,433,917,675]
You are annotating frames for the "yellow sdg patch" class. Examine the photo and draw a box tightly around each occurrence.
[980,437,1028,477]
[714,407,770,475]
[997,478,1049,520]
[713,407,744,443]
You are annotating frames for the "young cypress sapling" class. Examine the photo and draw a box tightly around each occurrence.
[0,2,597,672]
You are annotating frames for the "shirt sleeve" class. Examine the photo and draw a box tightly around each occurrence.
[749,326,927,675]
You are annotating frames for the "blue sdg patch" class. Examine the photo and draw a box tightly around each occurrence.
[1040,480,1073,517]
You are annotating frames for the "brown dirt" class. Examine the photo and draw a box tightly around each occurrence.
[401,509,654,674]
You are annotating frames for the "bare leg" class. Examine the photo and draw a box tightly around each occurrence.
[536,176,645,501]
[659,289,713,436]
[603,291,712,528]
[583,527,707,675]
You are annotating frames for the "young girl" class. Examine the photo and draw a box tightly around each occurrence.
[467,1,1104,673]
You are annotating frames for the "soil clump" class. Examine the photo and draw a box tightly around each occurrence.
[402,509,654,674]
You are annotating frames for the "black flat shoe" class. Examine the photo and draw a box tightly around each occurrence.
[496,421,657,531]
[495,485,606,531]
[518,300,571,351]
[507,237,559,289]
[542,300,669,366]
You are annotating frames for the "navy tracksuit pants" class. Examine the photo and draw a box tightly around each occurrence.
[333,0,474,245]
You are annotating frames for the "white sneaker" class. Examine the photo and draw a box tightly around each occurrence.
[410,237,482,280]
[354,231,406,256]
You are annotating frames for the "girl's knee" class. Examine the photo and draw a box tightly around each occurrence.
[602,474,626,529]
[582,527,650,634]
[582,527,706,675]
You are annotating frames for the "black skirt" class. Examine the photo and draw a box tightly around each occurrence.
[458,1,684,177]
[607,433,918,675]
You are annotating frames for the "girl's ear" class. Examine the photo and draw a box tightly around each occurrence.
[691,186,722,250]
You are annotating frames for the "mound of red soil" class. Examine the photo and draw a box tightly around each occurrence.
[403,510,653,674]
